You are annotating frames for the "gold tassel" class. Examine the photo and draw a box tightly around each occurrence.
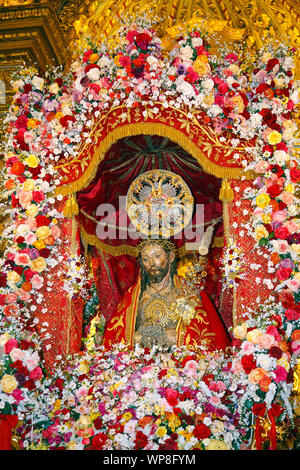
[63,194,79,218]
[219,178,234,202]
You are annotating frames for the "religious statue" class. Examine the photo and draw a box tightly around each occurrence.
[102,169,231,351]
[102,238,231,350]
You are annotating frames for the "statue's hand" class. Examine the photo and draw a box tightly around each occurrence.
[165,328,177,346]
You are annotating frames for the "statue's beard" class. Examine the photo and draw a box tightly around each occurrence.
[146,265,169,284]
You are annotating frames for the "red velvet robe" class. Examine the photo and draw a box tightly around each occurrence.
[102,275,231,351]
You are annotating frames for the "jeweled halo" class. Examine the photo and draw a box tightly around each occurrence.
[126,169,194,238]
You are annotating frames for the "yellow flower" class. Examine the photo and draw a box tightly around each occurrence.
[193,56,211,75]
[1,374,18,394]
[254,224,269,241]
[90,411,100,422]
[267,130,282,145]
[156,426,167,438]
[206,439,231,450]
[55,111,64,120]
[7,271,21,283]
[27,118,37,130]
[89,53,100,63]
[233,322,247,340]
[284,183,294,194]
[30,256,47,273]
[261,213,272,224]
[22,179,35,192]
[35,226,51,240]
[53,399,61,411]
[24,154,40,168]
[0,333,13,347]
[246,328,263,344]
[202,94,215,106]
[26,203,39,217]
[78,360,90,374]
[33,240,45,250]
[256,193,270,209]
[122,412,133,422]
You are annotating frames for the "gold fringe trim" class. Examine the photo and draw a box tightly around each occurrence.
[55,122,253,197]
[219,178,234,202]
[80,226,223,258]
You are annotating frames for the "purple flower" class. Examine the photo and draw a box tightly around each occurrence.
[28,248,39,260]
[271,221,282,230]
[177,65,186,75]
[280,258,295,270]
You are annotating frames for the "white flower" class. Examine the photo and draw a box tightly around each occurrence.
[191,37,203,48]
[250,113,262,128]
[209,104,222,116]
[273,150,290,164]
[202,78,214,91]
[179,45,194,60]
[86,67,101,81]
[176,80,195,97]
[97,56,111,69]
[256,353,276,371]
[32,76,45,91]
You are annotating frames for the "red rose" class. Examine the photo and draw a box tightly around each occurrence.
[35,215,51,227]
[241,354,257,374]
[4,338,18,354]
[266,58,280,71]
[54,377,64,392]
[60,115,76,128]
[135,32,151,50]
[269,346,283,359]
[267,184,282,198]
[93,416,103,430]
[193,423,211,440]
[0,273,7,287]
[15,115,28,129]
[159,439,178,450]
[290,167,300,183]
[39,248,50,258]
[276,267,292,281]
[252,403,266,417]
[134,431,148,450]
[91,433,108,450]
[24,269,35,280]
[32,190,45,203]
[256,83,269,94]
[158,369,168,379]
[276,141,288,151]
[259,108,277,127]
[270,165,284,177]
[23,84,32,94]
[285,309,300,321]
[262,144,274,155]
[274,226,290,240]
[164,387,179,407]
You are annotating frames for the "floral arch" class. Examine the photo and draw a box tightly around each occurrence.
[0,23,299,451]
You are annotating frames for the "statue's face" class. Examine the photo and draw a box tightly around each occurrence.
[140,243,175,284]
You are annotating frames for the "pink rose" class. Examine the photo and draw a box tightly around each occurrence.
[31,274,44,289]
[183,360,198,377]
[5,293,17,304]
[280,192,294,205]
[29,366,43,381]
[285,309,300,321]
[164,387,179,407]
[274,366,287,383]
[24,232,37,244]
[257,333,275,350]
[25,218,37,231]
[283,220,299,233]
[17,190,33,208]
[241,341,255,355]
[291,340,300,355]
[272,210,287,223]
[4,338,18,354]
[50,225,61,239]
[10,347,25,362]
[14,253,30,266]
[255,161,270,173]
[12,388,24,404]
[286,278,300,293]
